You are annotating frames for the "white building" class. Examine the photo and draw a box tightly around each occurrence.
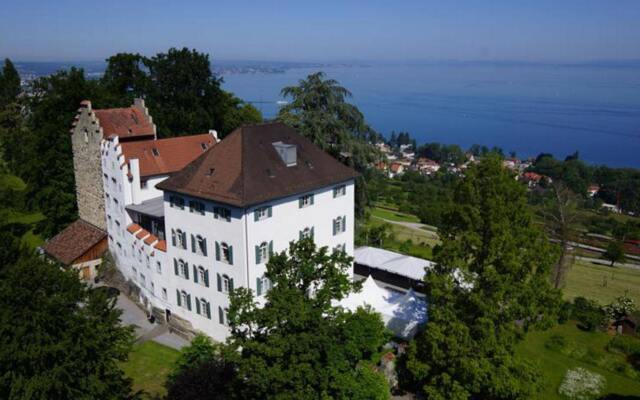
[101,122,358,341]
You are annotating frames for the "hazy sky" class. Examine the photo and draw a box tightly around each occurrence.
[1,0,639,62]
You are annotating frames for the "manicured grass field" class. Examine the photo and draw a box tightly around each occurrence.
[371,207,421,223]
[564,260,640,305]
[121,341,180,397]
[516,322,640,399]
[367,216,439,259]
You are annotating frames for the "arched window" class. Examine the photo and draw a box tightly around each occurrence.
[196,235,207,255]
[176,229,186,249]
[198,266,206,284]
[179,259,188,278]
[181,291,188,308]
[221,242,231,263]
[223,274,231,293]
[259,242,268,262]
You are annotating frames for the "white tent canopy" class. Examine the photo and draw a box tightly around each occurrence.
[337,275,427,340]
[354,246,434,281]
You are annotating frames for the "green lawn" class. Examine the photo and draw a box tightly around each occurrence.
[121,341,181,397]
[564,260,640,305]
[371,207,421,223]
[517,322,640,399]
[367,216,439,259]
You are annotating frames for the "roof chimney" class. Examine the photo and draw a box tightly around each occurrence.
[272,141,297,167]
[209,129,219,142]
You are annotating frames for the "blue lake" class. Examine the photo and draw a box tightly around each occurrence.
[221,63,640,167]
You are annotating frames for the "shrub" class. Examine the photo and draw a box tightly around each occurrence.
[558,300,573,324]
[607,335,640,356]
[558,367,606,400]
[546,334,568,351]
[573,297,605,331]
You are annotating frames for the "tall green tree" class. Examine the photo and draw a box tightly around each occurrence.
[223,238,390,400]
[101,52,150,105]
[603,240,626,267]
[402,156,561,399]
[0,58,21,107]
[278,71,380,172]
[141,47,261,137]
[0,256,134,399]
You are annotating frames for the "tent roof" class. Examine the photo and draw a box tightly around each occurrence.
[354,246,434,281]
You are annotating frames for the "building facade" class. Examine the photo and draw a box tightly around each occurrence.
[101,122,357,341]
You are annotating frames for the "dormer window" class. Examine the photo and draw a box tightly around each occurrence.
[152,148,160,157]
[200,142,208,151]
[299,194,314,208]
[272,141,297,167]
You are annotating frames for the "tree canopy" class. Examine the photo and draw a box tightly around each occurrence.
[401,156,561,399]
[166,239,390,400]
[0,256,134,399]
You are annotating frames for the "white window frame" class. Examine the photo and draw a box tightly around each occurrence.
[259,242,269,262]
[221,243,231,264]
[196,235,206,255]
[198,266,206,286]
[179,259,188,278]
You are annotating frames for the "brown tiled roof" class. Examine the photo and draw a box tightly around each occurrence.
[136,229,150,239]
[127,223,142,234]
[120,134,215,178]
[94,107,155,139]
[144,234,158,245]
[154,240,167,252]
[157,122,359,207]
[42,220,106,265]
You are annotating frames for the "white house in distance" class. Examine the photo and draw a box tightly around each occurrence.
[102,122,358,341]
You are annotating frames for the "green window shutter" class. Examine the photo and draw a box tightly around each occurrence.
[204,270,210,287]
[267,206,272,217]
[217,273,222,291]
[255,245,261,264]
[215,242,220,261]
[310,194,314,205]
[206,302,211,319]
[342,216,346,232]
[176,290,181,306]
[202,238,208,257]
[196,298,201,314]
[174,259,178,275]
[218,307,224,324]
[181,232,187,249]
[269,241,273,256]
[254,210,259,222]
[229,278,234,292]
[333,187,337,198]
[187,294,192,311]
[191,234,195,252]
[228,246,234,265]
[184,263,190,280]
[299,230,303,241]
[298,197,303,208]
[257,278,262,296]
[311,226,315,239]
[333,218,337,235]
[171,230,176,247]
[193,265,198,283]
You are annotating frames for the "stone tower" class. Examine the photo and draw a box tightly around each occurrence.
[70,99,156,230]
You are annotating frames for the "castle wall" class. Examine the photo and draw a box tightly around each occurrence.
[70,101,106,230]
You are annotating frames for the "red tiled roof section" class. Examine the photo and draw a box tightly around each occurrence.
[156,122,359,207]
[127,223,142,234]
[42,219,107,265]
[136,229,150,239]
[94,107,155,139]
[154,240,167,252]
[120,134,215,178]
[144,234,158,245]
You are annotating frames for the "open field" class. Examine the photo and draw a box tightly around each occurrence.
[564,259,640,305]
[371,207,421,223]
[367,216,439,259]
[121,341,180,397]
[517,322,640,399]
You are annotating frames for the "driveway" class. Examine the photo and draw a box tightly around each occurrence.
[115,292,189,350]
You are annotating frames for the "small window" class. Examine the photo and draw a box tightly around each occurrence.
[299,194,314,208]
[333,184,346,198]
[197,298,211,319]
[217,273,234,293]
[214,206,231,222]
[254,206,272,221]
[156,261,162,274]
[200,142,208,151]
[189,200,205,215]
[181,291,189,309]
[141,180,148,189]
[333,216,346,236]
[222,243,231,264]
[255,241,273,264]
[162,288,168,300]
[170,195,185,210]
[173,229,187,249]
[218,306,228,325]
[179,259,188,278]
[152,148,160,157]
[140,274,146,288]
[195,235,207,256]
[150,282,155,295]
[333,243,346,254]
[256,276,272,296]
[198,266,206,286]
[300,227,314,240]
